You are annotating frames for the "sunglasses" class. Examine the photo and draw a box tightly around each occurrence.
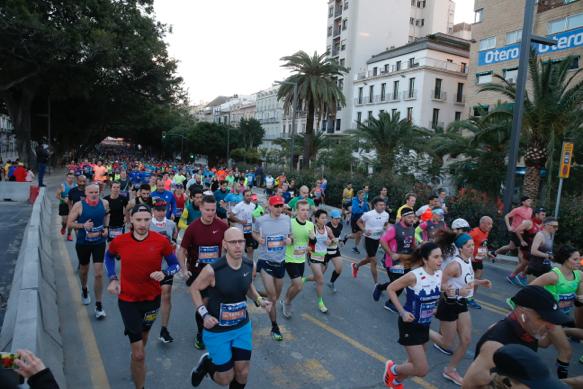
[273,204,284,208]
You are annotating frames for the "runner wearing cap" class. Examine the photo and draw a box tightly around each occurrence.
[229,190,258,261]
[415,208,446,244]
[496,196,533,287]
[462,285,570,388]
[467,216,494,310]
[325,209,344,293]
[490,344,569,389]
[252,195,291,341]
[105,203,180,389]
[250,194,264,219]
[383,242,443,389]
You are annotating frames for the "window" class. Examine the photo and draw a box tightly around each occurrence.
[473,105,489,116]
[328,26,333,37]
[340,58,345,67]
[506,29,522,45]
[479,36,496,51]
[461,62,468,73]
[396,61,402,71]
[329,7,333,17]
[343,1,348,10]
[392,108,398,117]
[373,67,378,76]
[384,64,389,73]
[415,19,424,27]
[548,13,583,34]
[358,87,363,104]
[474,8,483,23]
[379,109,385,114]
[410,17,415,25]
[341,40,346,51]
[393,80,399,100]
[368,111,373,120]
[455,111,462,121]
[369,85,374,103]
[342,19,348,30]
[434,78,442,98]
[407,107,413,121]
[381,83,386,101]
[476,71,493,84]
[408,77,415,98]
[336,118,341,131]
[411,0,415,5]
[408,57,416,67]
[432,109,440,128]
[456,82,464,102]
[503,68,518,84]
[338,78,344,89]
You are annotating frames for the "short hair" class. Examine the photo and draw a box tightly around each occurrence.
[202,195,216,205]
[139,183,151,191]
[405,192,416,200]
[543,216,558,225]
[219,180,227,185]
[296,199,309,209]
[371,196,385,206]
[437,188,446,194]
[77,175,87,181]
[428,195,439,201]
[357,190,364,196]
[190,187,203,197]
[314,209,328,219]
[243,189,252,196]
[111,181,121,186]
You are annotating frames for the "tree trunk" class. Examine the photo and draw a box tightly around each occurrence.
[302,99,315,170]
[1,86,36,167]
[523,166,541,200]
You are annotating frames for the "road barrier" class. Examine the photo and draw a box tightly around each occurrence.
[0,187,65,387]
[0,181,32,202]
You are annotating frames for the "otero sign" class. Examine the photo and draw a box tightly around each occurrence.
[478,26,583,66]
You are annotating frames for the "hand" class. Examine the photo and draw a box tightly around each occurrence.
[325,239,332,246]
[13,349,46,379]
[285,237,292,245]
[390,252,400,261]
[149,271,165,282]
[364,229,371,237]
[507,225,513,232]
[181,266,192,279]
[400,311,415,323]
[101,227,109,237]
[203,315,219,329]
[259,238,266,245]
[520,240,528,247]
[481,279,492,288]
[460,284,474,297]
[445,287,456,298]
[107,280,120,295]
[83,220,94,230]
[261,299,273,313]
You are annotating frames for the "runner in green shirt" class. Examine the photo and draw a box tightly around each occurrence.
[286,185,316,214]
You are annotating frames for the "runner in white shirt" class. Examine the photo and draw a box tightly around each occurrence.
[229,189,258,260]
[352,197,389,286]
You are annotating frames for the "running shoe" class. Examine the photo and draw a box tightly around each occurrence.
[517,274,528,287]
[352,247,361,255]
[318,301,328,314]
[159,327,174,343]
[191,353,210,387]
[372,283,383,302]
[505,297,516,310]
[81,289,91,305]
[94,307,106,320]
[67,235,73,241]
[194,333,205,350]
[443,368,464,386]
[506,275,521,287]
[433,343,453,356]
[383,360,397,387]
[341,236,349,245]
[327,282,337,293]
[467,299,482,309]
[351,263,359,278]
[383,301,398,313]
[280,299,292,319]
[271,326,283,341]
[60,227,66,235]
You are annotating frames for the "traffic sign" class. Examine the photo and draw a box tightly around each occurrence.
[558,142,574,179]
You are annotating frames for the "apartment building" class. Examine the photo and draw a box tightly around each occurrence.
[325,0,455,132]
[352,33,470,130]
[255,86,284,149]
[0,114,16,160]
[230,99,257,127]
[467,0,583,114]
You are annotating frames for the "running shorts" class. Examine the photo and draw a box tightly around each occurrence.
[58,203,69,216]
[285,262,305,279]
[324,250,341,263]
[509,232,522,247]
[244,234,258,250]
[257,259,285,279]
[471,260,483,271]
[203,322,252,370]
[118,296,161,343]
[350,218,361,234]
[527,257,552,278]
[435,297,468,322]
[75,243,106,266]
[364,237,380,257]
[160,274,174,286]
[398,317,430,346]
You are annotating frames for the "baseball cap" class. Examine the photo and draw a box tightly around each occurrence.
[153,199,167,209]
[534,207,546,214]
[451,218,470,229]
[250,194,258,202]
[131,204,152,215]
[269,196,285,206]
[330,209,342,219]
[492,344,568,389]
[432,208,444,216]
[511,285,570,325]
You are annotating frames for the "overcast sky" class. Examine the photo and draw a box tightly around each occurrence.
[154,0,476,104]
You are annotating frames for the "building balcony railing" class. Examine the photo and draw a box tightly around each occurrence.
[332,47,339,56]
[431,90,447,102]
[334,5,342,17]
[279,132,290,139]
[454,95,466,105]
[429,121,445,130]
[334,26,342,36]
[355,57,469,81]
[403,90,417,100]
[354,97,364,106]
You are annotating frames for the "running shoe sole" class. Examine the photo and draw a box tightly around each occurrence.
[319,304,328,314]
[383,360,396,387]
[280,300,291,319]
[433,343,454,356]
[442,370,463,386]
[95,309,106,320]
[191,353,209,387]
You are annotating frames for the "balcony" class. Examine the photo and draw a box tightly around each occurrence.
[403,90,417,100]
[332,47,340,56]
[429,121,445,130]
[354,97,364,106]
[334,5,342,17]
[454,95,466,105]
[334,26,342,36]
[354,57,469,81]
[431,90,447,102]
[388,94,400,102]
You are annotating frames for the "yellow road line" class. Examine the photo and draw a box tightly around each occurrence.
[302,313,438,389]
[55,214,111,389]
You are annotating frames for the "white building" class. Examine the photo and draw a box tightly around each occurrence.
[352,33,470,130]
[213,95,254,125]
[255,86,284,149]
[0,114,16,160]
[326,0,455,132]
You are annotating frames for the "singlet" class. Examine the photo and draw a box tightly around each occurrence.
[445,255,475,300]
[545,267,581,314]
[104,195,128,232]
[60,181,75,204]
[150,218,177,242]
[206,257,254,333]
[326,222,343,254]
[403,267,442,325]
[76,200,106,245]
[174,193,186,218]
[285,218,314,264]
[474,317,538,359]
[311,225,329,261]
[530,231,554,261]
[394,222,415,255]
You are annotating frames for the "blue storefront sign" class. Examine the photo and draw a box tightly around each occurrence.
[478,26,583,66]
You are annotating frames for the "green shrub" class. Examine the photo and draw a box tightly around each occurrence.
[554,194,583,249]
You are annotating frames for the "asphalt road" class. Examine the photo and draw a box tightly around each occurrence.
[45,184,583,389]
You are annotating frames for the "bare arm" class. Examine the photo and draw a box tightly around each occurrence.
[530,271,559,288]
[530,232,550,258]
[387,271,417,321]
[66,202,83,230]
[190,265,214,307]
[462,341,503,389]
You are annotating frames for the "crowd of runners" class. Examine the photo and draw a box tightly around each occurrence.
[53,157,583,389]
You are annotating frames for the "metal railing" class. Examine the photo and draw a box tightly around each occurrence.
[429,121,445,129]
[403,90,417,100]
[454,95,466,105]
[431,90,447,101]
[355,57,469,81]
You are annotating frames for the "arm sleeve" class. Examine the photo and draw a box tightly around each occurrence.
[167,193,176,219]
[163,253,180,276]
[178,209,188,230]
[105,250,117,279]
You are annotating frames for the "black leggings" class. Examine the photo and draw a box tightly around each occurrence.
[378,268,408,297]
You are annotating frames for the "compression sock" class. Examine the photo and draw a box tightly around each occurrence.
[330,270,340,283]
[229,379,246,389]
[557,359,569,379]
[96,301,102,310]
[271,321,278,329]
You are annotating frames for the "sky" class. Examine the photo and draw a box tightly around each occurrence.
[154,0,476,104]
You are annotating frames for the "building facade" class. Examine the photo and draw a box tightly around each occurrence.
[326,0,455,132]
[256,87,284,149]
[0,114,16,160]
[352,33,470,130]
[230,98,257,127]
[467,0,583,115]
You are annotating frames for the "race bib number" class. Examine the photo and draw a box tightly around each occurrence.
[476,246,488,261]
[390,263,404,274]
[108,226,124,239]
[559,292,576,314]
[174,208,183,217]
[243,223,252,234]
[293,246,307,259]
[198,246,219,264]
[370,229,383,239]
[219,301,247,327]
[85,225,104,242]
[418,301,437,324]
[266,235,285,253]
[143,309,159,328]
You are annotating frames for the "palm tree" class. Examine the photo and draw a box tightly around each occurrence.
[277,51,347,169]
[349,111,431,173]
[479,54,583,199]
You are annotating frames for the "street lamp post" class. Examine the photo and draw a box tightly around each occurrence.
[503,0,557,213]
[274,80,298,171]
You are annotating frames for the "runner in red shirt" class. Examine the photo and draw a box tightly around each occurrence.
[468,216,494,309]
[177,194,228,350]
[105,203,179,389]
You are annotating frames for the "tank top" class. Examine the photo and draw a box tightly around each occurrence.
[326,222,343,253]
[174,193,186,217]
[403,267,442,325]
[530,231,553,262]
[76,200,106,245]
[206,257,254,333]
[61,181,75,204]
[545,268,581,314]
[445,255,474,300]
[311,225,329,261]
[394,222,415,254]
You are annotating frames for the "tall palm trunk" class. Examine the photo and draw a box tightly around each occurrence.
[523,139,547,200]
[523,166,541,200]
[302,99,315,170]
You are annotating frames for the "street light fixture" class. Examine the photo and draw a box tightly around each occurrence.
[274,80,298,171]
[503,0,558,213]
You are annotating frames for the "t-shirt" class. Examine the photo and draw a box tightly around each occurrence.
[181,218,229,273]
[508,206,533,230]
[287,196,316,211]
[474,316,538,359]
[285,218,314,264]
[108,232,173,302]
[469,227,489,261]
[93,166,108,182]
[150,218,177,242]
[396,204,413,219]
[265,176,274,188]
[68,187,86,205]
[360,210,389,240]
[254,214,291,263]
[415,204,431,218]
[104,195,128,227]
[231,201,256,234]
